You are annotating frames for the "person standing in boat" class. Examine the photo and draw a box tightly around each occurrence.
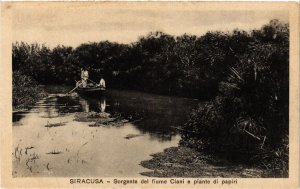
[81,67,89,87]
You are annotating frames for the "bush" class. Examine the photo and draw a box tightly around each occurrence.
[13,71,46,110]
[180,20,289,177]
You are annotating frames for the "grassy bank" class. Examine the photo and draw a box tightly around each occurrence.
[141,146,271,177]
[13,71,47,111]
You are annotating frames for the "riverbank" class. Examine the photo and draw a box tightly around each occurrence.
[140,146,271,178]
[13,71,47,111]
[13,89,47,111]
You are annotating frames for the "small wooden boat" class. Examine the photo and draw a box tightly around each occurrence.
[76,81,105,97]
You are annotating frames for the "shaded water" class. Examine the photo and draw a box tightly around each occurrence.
[12,86,199,177]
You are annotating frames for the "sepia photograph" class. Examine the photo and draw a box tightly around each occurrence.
[1,2,299,188]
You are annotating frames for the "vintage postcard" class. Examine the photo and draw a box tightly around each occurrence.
[0,2,299,188]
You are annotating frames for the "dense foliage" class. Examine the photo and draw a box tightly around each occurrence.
[12,30,242,99]
[12,19,289,176]
[180,20,289,177]
[13,70,46,110]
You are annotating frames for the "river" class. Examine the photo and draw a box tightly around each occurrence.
[12,85,199,177]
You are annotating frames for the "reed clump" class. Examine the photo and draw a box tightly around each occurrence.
[180,20,289,177]
[13,70,47,110]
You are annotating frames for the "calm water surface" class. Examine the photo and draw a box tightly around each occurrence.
[12,86,199,177]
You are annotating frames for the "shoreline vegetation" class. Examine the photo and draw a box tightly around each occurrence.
[140,146,271,178]
[13,19,289,177]
[13,71,47,111]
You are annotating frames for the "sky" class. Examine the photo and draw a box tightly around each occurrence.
[11,4,289,48]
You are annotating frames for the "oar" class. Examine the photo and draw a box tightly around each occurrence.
[67,86,79,94]
[88,79,100,86]
[67,80,80,94]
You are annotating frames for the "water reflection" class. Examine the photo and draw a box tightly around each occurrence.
[13,88,198,142]
[75,90,198,141]
[79,98,90,112]
[99,98,106,113]
[105,90,197,141]
[55,96,82,114]
[78,97,106,113]
[12,86,199,177]
[12,112,27,123]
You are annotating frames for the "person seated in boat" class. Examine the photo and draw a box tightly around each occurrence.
[99,77,106,88]
[81,67,89,87]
